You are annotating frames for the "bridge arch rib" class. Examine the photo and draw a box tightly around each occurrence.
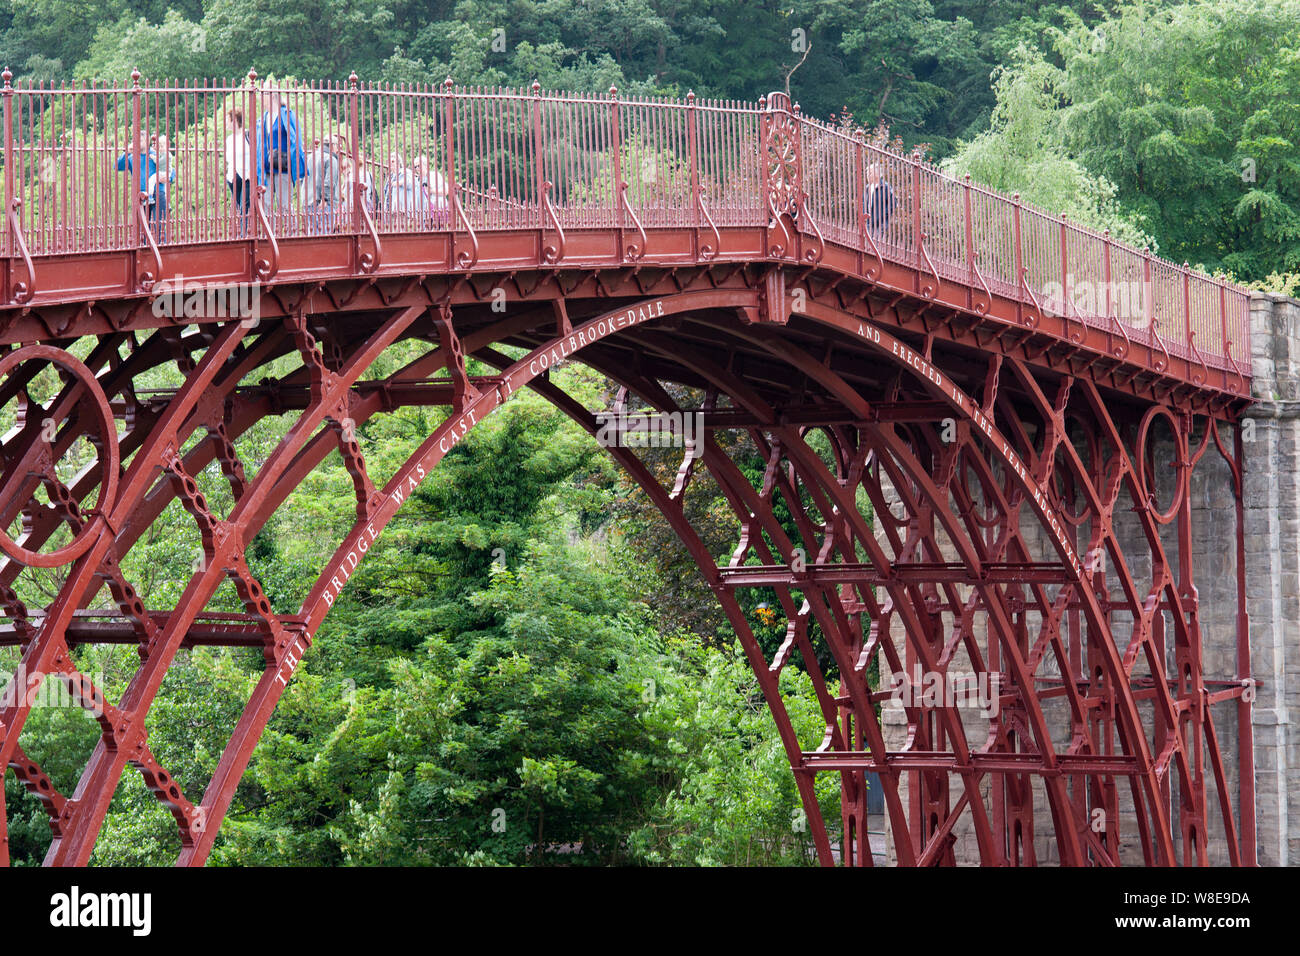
[0,279,1252,867]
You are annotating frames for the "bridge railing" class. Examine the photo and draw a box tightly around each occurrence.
[793,109,1251,374]
[0,74,1251,378]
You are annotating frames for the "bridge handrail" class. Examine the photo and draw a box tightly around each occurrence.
[0,73,1252,379]
[793,107,1251,374]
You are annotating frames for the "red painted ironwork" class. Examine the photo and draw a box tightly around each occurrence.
[0,77,1256,867]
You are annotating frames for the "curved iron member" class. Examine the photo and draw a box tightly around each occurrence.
[696,191,721,260]
[767,193,793,258]
[0,344,120,568]
[970,258,991,315]
[1019,266,1042,329]
[798,197,824,264]
[134,191,164,292]
[452,187,479,270]
[918,231,940,299]
[1149,315,1171,374]
[541,180,565,263]
[1109,312,1132,360]
[1135,404,1185,523]
[1187,329,1211,387]
[356,181,382,274]
[619,182,647,262]
[7,197,35,304]
[860,215,884,282]
[1206,414,1243,490]
[1224,340,1246,394]
[1060,287,1085,345]
[1188,411,1215,469]
[253,185,280,282]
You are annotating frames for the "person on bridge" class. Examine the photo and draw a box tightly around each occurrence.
[338,152,378,220]
[116,129,164,241]
[383,153,423,221]
[355,152,378,212]
[415,154,450,228]
[864,162,896,238]
[381,153,403,218]
[256,86,307,224]
[148,134,177,243]
[304,136,341,234]
[224,107,252,237]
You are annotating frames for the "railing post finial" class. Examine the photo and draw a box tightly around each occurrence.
[758,94,767,110]
[130,68,141,89]
[1,69,10,92]
[531,79,541,96]
[348,71,359,89]
[444,75,454,92]
[247,68,258,87]
[686,89,694,104]
[608,84,618,100]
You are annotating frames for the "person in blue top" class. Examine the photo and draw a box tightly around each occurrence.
[256,86,306,219]
[116,128,168,240]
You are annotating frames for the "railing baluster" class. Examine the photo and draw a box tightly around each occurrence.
[531,80,544,237]
[1012,192,1025,325]
[1219,277,1230,387]
[912,150,923,292]
[131,70,141,264]
[247,69,258,271]
[963,174,974,304]
[687,90,699,257]
[610,85,621,255]
[349,72,361,254]
[3,69,12,272]
[1143,245,1154,336]
[1060,213,1070,322]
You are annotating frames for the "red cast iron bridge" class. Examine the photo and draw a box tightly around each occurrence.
[0,73,1257,866]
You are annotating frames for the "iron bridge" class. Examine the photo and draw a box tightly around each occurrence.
[0,73,1257,866]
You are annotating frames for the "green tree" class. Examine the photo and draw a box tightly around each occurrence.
[941,44,1155,247]
[1053,0,1300,278]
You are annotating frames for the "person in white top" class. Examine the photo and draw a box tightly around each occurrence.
[224,107,251,235]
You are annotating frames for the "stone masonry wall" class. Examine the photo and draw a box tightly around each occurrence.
[1243,292,1300,866]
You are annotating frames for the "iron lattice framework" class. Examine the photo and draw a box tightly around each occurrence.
[0,78,1255,866]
